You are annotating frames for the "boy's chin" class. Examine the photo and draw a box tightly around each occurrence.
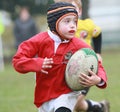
[66,36,74,39]
[61,35,74,41]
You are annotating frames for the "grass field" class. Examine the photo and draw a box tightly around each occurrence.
[0,48,120,112]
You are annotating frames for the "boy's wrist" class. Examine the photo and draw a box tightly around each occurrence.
[97,79,105,86]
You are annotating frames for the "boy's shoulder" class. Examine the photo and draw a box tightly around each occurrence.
[28,31,52,44]
[72,37,83,43]
[33,31,50,40]
[71,37,90,47]
[37,31,48,37]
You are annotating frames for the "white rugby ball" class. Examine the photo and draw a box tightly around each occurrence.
[65,48,98,91]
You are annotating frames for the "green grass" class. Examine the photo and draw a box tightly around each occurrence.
[0,64,37,112]
[0,48,120,112]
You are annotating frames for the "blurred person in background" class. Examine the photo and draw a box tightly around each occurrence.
[0,12,5,71]
[13,6,38,49]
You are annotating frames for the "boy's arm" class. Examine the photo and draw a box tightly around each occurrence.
[96,61,107,88]
[12,37,44,74]
[79,60,107,89]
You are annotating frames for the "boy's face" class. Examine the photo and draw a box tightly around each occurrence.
[57,15,78,40]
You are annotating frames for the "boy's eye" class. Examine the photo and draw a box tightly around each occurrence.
[64,19,70,23]
[74,19,78,23]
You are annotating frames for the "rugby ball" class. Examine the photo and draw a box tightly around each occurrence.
[65,48,98,91]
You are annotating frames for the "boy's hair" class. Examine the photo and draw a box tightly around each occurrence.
[47,2,78,33]
[54,0,82,9]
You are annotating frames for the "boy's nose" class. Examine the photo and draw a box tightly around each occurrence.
[70,22,76,28]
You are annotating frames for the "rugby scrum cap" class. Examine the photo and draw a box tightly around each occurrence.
[47,2,78,33]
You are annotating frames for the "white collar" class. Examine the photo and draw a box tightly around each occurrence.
[48,30,70,43]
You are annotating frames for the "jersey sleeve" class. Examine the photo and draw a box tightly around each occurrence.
[12,34,44,74]
[96,61,107,88]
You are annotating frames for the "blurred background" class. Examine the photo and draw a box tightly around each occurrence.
[0,0,120,112]
[0,0,119,63]
[89,0,120,48]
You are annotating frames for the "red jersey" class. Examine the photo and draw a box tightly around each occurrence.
[12,31,107,107]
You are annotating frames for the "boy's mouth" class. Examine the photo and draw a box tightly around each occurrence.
[69,30,75,33]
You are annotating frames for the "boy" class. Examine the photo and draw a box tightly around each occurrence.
[12,2,107,112]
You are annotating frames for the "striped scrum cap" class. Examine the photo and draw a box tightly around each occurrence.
[47,2,78,33]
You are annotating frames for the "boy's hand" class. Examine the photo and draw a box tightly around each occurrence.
[79,70,101,87]
[41,57,53,74]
